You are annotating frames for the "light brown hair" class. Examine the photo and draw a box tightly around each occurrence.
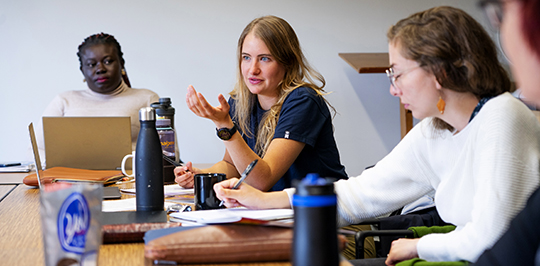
[387,6,511,131]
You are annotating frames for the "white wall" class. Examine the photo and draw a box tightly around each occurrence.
[0,0,488,176]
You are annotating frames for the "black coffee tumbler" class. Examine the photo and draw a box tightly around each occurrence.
[292,173,339,266]
[194,173,226,210]
[135,107,164,211]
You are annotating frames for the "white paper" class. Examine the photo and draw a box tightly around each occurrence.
[169,208,294,224]
[0,163,32,173]
[102,197,176,212]
[120,184,194,197]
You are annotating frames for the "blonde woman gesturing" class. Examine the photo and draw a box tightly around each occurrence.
[175,16,347,191]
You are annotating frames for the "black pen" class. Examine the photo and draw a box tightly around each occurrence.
[162,154,189,172]
[0,162,22,167]
[219,159,259,207]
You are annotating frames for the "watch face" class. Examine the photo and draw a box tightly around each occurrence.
[217,129,232,140]
[217,124,237,140]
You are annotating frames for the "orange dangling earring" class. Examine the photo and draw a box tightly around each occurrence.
[437,96,446,114]
[122,69,126,75]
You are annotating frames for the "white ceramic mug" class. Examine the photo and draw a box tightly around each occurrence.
[121,151,135,178]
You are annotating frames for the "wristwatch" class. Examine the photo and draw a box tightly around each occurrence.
[216,123,238,140]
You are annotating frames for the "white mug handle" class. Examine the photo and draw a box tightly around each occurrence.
[121,152,135,178]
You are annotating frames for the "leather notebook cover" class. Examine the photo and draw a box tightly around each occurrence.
[101,207,171,244]
[102,210,168,225]
[103,222,182,244]
[23,167,124,187]
[144,224,292,263]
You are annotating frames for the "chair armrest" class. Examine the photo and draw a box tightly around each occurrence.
[355,218,382,226]
[355,230,415,259]
[409,225,456,238]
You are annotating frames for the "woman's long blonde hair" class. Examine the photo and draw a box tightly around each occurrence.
[230,15,332,157]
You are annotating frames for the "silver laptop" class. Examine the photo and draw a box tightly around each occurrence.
[42,117,132,170]
[30,123,123,198]
[29,123,44,189]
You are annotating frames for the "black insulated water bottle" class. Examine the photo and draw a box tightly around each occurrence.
[152,97,180,183]
[292,173,339,266]
[151,97,175,129]
[135,107,164,211]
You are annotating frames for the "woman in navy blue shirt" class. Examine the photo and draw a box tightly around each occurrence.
[175,15,346,191]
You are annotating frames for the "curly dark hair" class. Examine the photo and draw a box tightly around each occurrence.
[77,32,130,87]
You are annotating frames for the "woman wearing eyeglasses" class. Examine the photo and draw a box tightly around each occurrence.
[215,6,540,265]
[471,0,540,265]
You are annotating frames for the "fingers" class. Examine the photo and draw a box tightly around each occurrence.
[384,238,419,266]
[185,85,220,119]
[197,92,212,110]
[185,161,194,171]
[175,172,194,188]
[186,85,204,116]
[214,178,240,203]
[213,179,265,209]
[214,178,240,196]
[217,94,230,113]
[173,161,194,175]
[174,162,195,188]
[385,256,396,266]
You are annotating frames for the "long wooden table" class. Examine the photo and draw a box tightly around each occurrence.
[0,172,290,266]
[0,172,356,266]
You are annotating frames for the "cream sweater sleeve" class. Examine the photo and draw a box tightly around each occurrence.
[334,120,436,227]
[417,94,540,262]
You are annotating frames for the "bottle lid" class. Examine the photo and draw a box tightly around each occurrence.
[159,98,172,105]
[139,107,156,121]
[295,173,335,196]
[156,119,171,127]
[151,97,175,116]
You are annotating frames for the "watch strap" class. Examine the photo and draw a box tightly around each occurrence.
[216,123,238,140]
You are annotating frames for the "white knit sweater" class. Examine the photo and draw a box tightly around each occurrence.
[286,92,540,262]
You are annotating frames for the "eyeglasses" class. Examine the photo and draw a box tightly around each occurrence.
[478,0,505,30]
[385,66,420,91]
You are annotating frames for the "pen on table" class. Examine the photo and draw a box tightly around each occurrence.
[0,162,22,167]
[219,159,259,207]
[162,154,189,172]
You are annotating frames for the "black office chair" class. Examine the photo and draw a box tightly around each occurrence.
[353,206,452,259]
[344,164,451,259]
[352,225,471,266]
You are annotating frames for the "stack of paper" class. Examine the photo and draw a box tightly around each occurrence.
[102,198,177,212]
[170,208,294,224]
[0,162,32,173]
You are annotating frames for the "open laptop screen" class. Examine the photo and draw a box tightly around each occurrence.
[43,117,132,170]
[29,123,43,189]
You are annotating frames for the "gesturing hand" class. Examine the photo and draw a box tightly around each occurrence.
[186,85,231,126]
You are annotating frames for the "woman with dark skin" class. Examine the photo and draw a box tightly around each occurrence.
[38,33,159,155]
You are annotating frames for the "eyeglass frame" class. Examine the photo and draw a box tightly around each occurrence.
[478,0,511,30]
[385,66,422,92]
